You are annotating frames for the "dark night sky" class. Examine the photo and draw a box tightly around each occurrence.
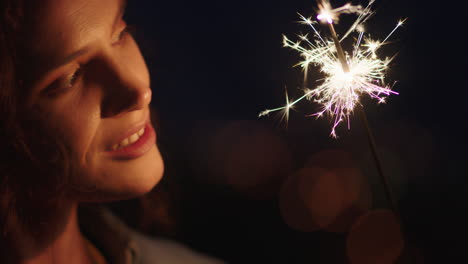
[122,0,467,262]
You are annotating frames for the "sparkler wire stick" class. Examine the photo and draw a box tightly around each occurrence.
[357,105,400,217]
[327,23,349,72]
[325,18,400,216]
[259,0,406,218]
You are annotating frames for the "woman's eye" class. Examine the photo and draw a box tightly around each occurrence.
[65,67,82,88]
[118,27,128,41]
[43,67,83,98]
[113,26,131,44]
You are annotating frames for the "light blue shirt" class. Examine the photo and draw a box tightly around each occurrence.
[79,205,226,264]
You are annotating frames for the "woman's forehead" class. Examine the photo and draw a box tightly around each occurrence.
[28,0,124,55]
[22,0,125,76]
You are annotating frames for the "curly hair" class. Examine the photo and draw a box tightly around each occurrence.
[0,0,74,238]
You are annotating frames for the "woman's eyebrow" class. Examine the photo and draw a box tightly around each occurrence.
[49,47,90,71]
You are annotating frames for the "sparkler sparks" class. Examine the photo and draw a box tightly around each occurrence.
[259,0,404,137]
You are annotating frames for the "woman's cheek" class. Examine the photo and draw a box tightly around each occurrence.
[69,98,102,165]
[49,88,102,166]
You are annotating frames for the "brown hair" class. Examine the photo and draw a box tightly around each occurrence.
[0,0,74,239]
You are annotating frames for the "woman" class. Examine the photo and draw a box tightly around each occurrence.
[0,0,224,263]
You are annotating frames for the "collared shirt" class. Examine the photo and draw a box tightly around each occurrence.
[79,205,226,264]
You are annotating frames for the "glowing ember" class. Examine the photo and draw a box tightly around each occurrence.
[259,0,405,137]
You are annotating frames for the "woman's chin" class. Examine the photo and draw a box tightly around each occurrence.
[119,146,165,197]
[75,145,164,202]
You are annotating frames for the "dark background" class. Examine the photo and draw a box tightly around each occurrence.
[120,0,467,263]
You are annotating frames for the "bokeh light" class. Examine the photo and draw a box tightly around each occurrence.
[279,167,327,232]
[279,164,372,233]
[325,167,372,233]
[346,209,404,264]
[297,167,344,230]
[209,120,293,199]
[305,149,372,233]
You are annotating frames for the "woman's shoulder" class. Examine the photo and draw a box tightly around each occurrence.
[79,205,226,264]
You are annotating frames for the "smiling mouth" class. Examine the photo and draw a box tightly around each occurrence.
[112,126,145,151]
[106,122,156,160]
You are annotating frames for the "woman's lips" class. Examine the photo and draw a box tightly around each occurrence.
[106,122,156,160]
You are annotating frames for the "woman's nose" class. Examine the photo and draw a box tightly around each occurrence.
[98,55,152,118]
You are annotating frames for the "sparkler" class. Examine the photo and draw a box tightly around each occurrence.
[259,0,406,216]
[259,0,404,138]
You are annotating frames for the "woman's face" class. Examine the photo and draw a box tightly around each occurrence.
[24,0,164,201]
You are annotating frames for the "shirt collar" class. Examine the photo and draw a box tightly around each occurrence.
[78,205,141,264]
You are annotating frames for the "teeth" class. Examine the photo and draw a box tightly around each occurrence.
[111,127,146,151]
[120,138,130,148]
[129,133,139,144]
